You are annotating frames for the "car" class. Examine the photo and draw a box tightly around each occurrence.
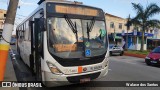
[109,44,124,56]
[145,46,160,66]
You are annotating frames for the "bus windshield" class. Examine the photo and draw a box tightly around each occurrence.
[47,17,107,59]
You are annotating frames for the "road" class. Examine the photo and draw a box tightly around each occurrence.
[10,45,160,90]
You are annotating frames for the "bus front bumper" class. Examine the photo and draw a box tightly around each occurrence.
[43,66,108,87]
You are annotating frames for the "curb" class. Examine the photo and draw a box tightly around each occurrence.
[0,49,19,90]
[124,52,146,58]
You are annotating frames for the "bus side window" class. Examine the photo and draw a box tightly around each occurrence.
[37,18,43,52]
[28,21,31,41]
[20,27,22,39]
[24,22,28,41]
[16,29,18,39]
[19,28,20,39]
[19,27,21,39]
[22,24,25,40]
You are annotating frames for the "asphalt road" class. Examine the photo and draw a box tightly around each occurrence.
[10,45,160,90]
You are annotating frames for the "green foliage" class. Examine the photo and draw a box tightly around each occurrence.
[126,50,150,55]
[131,3,160,29]
[131,3,160,51]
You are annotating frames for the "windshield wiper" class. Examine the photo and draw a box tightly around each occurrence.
[87,17,95,41]
[64,15,78,42]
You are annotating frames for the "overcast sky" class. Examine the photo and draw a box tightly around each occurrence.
[0,0,160,34]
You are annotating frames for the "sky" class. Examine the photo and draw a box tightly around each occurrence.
[0,0,160,34]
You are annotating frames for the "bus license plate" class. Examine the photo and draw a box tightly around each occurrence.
[80,78,90,83]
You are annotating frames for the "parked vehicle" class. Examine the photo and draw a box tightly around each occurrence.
[145,46,160,65]
[109,44,124,56]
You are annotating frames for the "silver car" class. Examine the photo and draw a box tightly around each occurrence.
[109,44,124,56]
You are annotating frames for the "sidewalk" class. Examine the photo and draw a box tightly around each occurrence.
[0,55,19,90]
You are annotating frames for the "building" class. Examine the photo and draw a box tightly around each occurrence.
[105,13,134,46]
[0,9,6,41]
[147,28,160,50]
[105,13,159,50]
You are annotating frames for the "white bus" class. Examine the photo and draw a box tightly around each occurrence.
[16,0,109,87]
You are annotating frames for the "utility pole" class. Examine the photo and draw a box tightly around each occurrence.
[0,0,19,81]
[114,25,116,45]
[125,15,132,51]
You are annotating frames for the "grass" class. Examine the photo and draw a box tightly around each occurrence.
[125,50,150,55]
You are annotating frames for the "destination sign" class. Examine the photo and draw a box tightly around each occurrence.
[55,5,100,16]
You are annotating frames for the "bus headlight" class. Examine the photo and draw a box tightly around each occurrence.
[47,62,63,75]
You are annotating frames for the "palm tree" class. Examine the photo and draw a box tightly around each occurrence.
[131,3,160,51]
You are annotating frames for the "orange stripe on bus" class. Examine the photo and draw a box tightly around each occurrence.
[0,50,9,81]
[78,66,83,73]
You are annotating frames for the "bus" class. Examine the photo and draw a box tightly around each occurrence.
[16,0,109,87]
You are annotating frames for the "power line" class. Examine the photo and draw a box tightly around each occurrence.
[16,14,27,17]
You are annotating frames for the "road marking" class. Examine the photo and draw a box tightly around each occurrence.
[111,58,137,65]
[109,69,112,71]
[125,61,136,64]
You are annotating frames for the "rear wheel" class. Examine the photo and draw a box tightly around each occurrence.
[110,51,112,56]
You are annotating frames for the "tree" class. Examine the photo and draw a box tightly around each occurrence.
[131,3,160,51]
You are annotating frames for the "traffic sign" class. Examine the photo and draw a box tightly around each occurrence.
[133,29,137,36]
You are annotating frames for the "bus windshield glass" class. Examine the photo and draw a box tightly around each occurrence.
[47,17,107,59]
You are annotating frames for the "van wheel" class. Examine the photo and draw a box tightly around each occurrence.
[110,51,112,56]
